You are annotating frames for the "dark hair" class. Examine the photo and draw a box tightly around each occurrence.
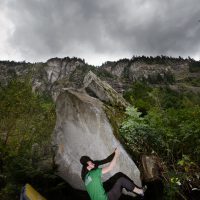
[80,156,93,166]
[80,156,93,180]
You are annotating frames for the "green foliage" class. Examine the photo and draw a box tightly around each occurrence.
[121,107,146,130]
[124,82,200,113]
[189,60,200,72]
[120,106,159,155]
[146,107,200,163]
[121,81,200,198]
[164,172,183,200]
[0,79,56,200]
[95,69,114,79]
[184,77,200,87]
[120,105,200,199]
[123,82,153,114]
[131,55,187,65]
[104,105,126,140]
[177,155,196,172]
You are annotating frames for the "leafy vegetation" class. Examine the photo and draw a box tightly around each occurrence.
[184,77,200,87]
[121,82,200,199]
[131,55,187,65]
[189,60,200,73]
[0,79,56,200]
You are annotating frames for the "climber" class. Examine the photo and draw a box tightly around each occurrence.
[80,147,146,200]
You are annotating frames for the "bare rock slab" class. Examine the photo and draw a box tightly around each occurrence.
[53,88,141,190]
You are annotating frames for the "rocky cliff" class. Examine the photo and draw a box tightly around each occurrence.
[1,56,199,97]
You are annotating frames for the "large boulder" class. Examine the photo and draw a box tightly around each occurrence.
[53,88,141,190]
[83,71,129,109]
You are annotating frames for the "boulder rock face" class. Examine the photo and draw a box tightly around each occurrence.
[141,155,162,182]
[53,88,141,190]
[83,71,129,109]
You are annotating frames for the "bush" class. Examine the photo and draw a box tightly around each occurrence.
[189,61,200,72]
[0,79,56,200]
[120,105,200,199]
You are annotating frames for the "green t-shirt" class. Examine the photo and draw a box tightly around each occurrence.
[84,168,108,200]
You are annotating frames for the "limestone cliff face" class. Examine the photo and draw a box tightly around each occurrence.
[128,61,175,83]
[53,88,141,190]
[0,58,86,100]
[1,57,199,96]
[101,60,127,78]
[101,59,190,82]
[46,57,85,84]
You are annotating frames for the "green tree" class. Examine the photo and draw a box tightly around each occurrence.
[0,79,56,200]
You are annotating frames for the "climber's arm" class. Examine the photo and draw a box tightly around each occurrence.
[93,151,115,166]
[102,148,119,174]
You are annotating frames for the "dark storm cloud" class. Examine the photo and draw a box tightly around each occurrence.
[2,0,200,64]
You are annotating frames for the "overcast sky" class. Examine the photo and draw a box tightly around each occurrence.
[0,0,200,66]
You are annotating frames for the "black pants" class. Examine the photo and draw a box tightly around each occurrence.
[103,172,136,200]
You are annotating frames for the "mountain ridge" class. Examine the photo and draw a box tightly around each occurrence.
[0,55,200,98]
